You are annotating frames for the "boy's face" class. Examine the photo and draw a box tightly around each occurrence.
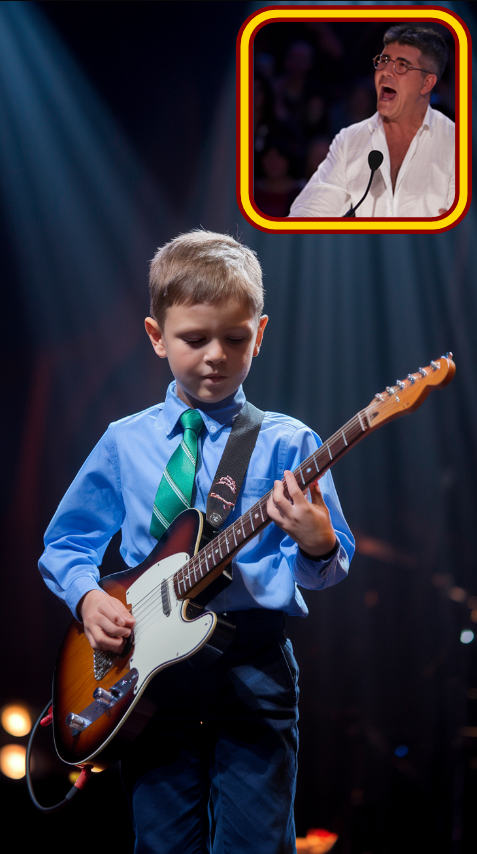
[145,301,268,407]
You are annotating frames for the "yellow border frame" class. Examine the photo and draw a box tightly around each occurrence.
[237,5,471,233]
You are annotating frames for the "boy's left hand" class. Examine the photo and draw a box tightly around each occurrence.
[267,470,337,558]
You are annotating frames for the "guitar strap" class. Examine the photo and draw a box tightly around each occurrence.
[206,401,265,530]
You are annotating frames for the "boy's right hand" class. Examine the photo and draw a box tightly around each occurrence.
[78,589,135,653]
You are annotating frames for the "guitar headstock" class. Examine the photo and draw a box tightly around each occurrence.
[365,354,455,430]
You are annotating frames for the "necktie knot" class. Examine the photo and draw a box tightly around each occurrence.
[180,408,203,436]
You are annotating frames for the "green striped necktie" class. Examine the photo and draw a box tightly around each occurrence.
[150,408,204,541]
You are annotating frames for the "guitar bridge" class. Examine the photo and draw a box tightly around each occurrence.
[66,669,139,735]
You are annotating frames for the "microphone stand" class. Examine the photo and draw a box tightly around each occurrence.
[343,150,384,217]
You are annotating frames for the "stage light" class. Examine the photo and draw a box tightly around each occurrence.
[0,0,162,412]
[449,586,467,602]
[394,745,409,757]
[460,630,474,644]
[1,704,32,737]
[0,744,26,779]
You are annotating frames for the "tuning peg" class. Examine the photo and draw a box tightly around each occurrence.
[444,351,453,359]
[430,361,439,371]
[418,368,427,377]
[396,380,405,390]
[407,374,416,385]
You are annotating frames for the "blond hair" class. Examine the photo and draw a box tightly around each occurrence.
[149,230,264,328]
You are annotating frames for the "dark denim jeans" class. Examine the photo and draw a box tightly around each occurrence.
[121,610,299,853]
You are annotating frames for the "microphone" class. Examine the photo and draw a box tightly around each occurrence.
[343,150,384,217]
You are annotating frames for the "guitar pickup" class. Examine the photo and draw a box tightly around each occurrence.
[161,579,171,617]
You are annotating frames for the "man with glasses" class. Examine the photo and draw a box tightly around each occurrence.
[289,25,454,218]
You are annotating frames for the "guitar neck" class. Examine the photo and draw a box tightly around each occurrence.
[173,406,370,598]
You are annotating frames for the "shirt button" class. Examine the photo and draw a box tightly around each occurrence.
[210,425,217,434]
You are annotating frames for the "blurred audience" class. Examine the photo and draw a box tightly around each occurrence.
[254,137,305,217]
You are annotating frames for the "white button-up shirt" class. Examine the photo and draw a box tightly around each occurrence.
[289,106,455,218]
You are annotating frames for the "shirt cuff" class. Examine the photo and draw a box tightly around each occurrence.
[294,537,349,591]
[65,576,104,621]
[298,538,339,562]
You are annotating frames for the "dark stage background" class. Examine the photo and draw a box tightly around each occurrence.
[1,2,476,852]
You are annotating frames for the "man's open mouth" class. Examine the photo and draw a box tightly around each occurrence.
[380,86,396,101]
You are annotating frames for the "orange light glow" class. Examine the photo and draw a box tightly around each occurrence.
[0,744,27,779]
[1,704,32,737]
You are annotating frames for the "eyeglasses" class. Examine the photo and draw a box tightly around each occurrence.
[373,54,434,76]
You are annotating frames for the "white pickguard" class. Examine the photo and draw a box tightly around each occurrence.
[125,552,215,690]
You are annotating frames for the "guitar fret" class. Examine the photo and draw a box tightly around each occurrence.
[182,404,407,597]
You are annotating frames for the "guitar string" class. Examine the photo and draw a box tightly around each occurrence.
[128,375,435,632]
[126,374,441,643]
[129,408,370,635]
[132,407,368,628]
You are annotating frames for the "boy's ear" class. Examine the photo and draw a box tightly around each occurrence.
[253,315,268,357]
[145,317,167,358]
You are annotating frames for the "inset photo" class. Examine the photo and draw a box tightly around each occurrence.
[237,5,471,233]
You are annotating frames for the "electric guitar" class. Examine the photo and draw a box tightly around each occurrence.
[52,355,455,770]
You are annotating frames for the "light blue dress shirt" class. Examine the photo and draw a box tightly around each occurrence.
[39,382,354,619]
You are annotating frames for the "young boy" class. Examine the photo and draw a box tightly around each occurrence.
[39,230,354,853]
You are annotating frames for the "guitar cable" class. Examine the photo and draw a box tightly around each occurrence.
[26,700,93,812]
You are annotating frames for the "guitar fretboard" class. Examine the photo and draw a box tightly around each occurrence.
[173,407,369,598]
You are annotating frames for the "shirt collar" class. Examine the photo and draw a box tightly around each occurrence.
[369,105,433,134]
[161,381,246,438]
[368,111,382,132]
[422,104,433,134]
